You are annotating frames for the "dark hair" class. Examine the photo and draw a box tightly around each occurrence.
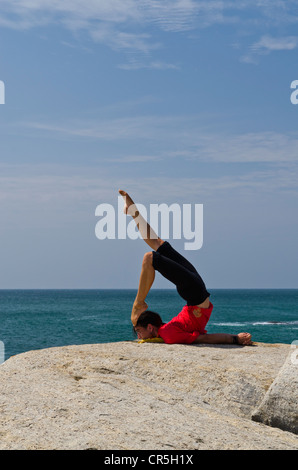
[133,310,163,335]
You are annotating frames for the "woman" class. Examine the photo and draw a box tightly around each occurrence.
[119,190,252,346]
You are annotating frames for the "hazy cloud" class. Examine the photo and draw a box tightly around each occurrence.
[22,116,298,164]
[2,0,298,57]
[251,35,298,52]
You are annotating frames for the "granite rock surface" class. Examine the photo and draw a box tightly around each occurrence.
[0,341,297,450]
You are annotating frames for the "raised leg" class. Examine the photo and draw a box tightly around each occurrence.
[119,189,164,251]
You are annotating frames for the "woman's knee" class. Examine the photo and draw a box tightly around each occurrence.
[143,251,153,267]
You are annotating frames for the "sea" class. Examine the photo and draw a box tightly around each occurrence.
[0,289,298,362]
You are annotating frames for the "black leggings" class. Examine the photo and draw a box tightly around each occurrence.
[152,241,210,306]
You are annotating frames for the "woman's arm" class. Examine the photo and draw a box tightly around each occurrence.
[193,333,252,345]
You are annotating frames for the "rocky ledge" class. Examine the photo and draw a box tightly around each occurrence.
[0,341,297,450]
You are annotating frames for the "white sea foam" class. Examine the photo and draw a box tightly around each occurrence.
[212,320,298,326]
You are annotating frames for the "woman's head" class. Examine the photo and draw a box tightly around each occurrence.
[133,310,163,339]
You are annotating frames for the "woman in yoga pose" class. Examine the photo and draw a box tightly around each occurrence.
[119,190,252,346]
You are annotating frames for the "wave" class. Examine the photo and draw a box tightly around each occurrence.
[212,320,298,327]
[252,320,298,326]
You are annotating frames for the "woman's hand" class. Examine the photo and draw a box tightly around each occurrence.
[131,300,148,326]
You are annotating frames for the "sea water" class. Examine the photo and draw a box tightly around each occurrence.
[0,289,297,361]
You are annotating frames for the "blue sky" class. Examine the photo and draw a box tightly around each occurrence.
[0,0,297,289]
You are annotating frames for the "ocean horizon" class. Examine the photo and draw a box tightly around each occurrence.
[1,288,297,361]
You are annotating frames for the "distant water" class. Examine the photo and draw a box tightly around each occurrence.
[0,289,297,361]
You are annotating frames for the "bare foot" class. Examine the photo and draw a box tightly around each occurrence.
[237,332,252,345]
[118,190,139,217]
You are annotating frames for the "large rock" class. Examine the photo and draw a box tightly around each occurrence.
[252,348,298,434]
[0,341,297,450]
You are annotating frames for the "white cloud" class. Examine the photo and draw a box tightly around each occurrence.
[141,0,200,32]
[191,131,298,163]
[90,26,160,54]
[118,59,179,70]
[2,0,298,64]
[0,0,199,64]
[0,161,297,217]
[22,114,195,142]
[0,0,199,37]
[251,35,298,53]
[241,34,298,63]
[21,115,298,163]
[0,0,200,31]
